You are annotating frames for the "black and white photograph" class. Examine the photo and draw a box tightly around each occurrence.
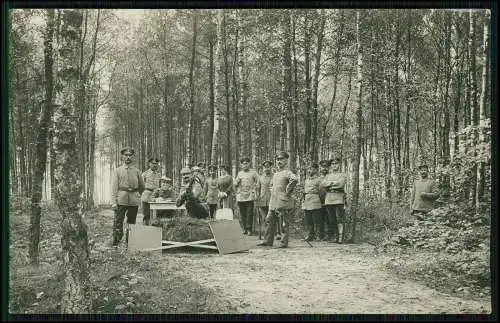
[4,5,494,316]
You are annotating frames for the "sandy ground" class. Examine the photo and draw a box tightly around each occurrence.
[129,210,491,314]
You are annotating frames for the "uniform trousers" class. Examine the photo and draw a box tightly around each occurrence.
[264,208,294,247]
[113,205,138,245]
[304,208,323,239]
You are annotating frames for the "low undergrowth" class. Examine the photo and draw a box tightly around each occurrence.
[8,195,233,314]
[355,200,491,300]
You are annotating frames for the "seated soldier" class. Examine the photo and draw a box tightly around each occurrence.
[176,167,210,219]
[153,176,175,217]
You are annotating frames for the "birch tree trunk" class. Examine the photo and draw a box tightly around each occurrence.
[187,11,197,166]
[469,10,478,206]
[350,10,363,243]
[211,10,224,163]
[29,8,55,265]
[282,10,294,170]
[310,9,326,162]
[441,11,452,200]
[53,9,91,313]
[476,10,489,211]
[303,11,312,157]
[208,36,215,165]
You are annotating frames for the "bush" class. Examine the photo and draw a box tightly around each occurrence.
[380,202,491,295]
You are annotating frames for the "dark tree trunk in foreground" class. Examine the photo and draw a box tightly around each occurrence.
[29,9,55,265]
[53,9,91,313]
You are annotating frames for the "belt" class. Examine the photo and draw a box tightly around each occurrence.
[304,193,319,195]
[119,188,139,192]
[144,188,155,192]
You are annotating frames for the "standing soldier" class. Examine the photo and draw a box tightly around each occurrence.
[204,165,220,219]
[258,151,298,248]
[318,159,331,241]
[217,164,234,209]
[302,162,323,241]
[256,160,273,239]
[321,157,347,243]
[110,147,145,247]
[235,157,259,235]
[140,157,161,225]
[410,163,440,220]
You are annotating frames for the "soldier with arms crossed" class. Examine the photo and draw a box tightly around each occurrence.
[302,162,323,241]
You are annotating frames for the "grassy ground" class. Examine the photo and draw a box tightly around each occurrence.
[8,200,234,314]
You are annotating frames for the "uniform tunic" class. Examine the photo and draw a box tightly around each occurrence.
[302,176,322,210]
[269,169,298,210]
[140,168,161,203]
[235,170,259,202]
[112,165,145,206]
[321,172,347,205]
[204,177,220,204]
[410,178,439,212]
[256,173,273,207]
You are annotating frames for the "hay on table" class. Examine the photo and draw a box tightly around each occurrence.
[151,217,213,242]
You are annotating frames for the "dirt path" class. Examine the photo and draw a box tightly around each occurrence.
[131,211,491,314]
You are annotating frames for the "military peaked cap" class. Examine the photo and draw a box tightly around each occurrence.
[276,151,289,159]
[148,157,159,163]
[120,147,135,155]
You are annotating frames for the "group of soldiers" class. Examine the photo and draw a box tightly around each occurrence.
[109,146,439,248]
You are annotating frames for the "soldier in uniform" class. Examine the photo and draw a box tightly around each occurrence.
[256,160,273,238]
[302,162,323,241]
[140,157,161,225]
[176,167,209,219]
[204,165,220,219]
[257,151,298,248]
[321,157,347,243]
[111,147,145,247]
[317,159,331,241]
[153,176,175,217]
[218,164,234,209]
[235,157,259,235]
[410,163,440,220]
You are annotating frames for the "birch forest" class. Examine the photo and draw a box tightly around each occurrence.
[8,8,492,314]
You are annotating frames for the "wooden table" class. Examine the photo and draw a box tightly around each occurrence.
[149,200,186,221]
